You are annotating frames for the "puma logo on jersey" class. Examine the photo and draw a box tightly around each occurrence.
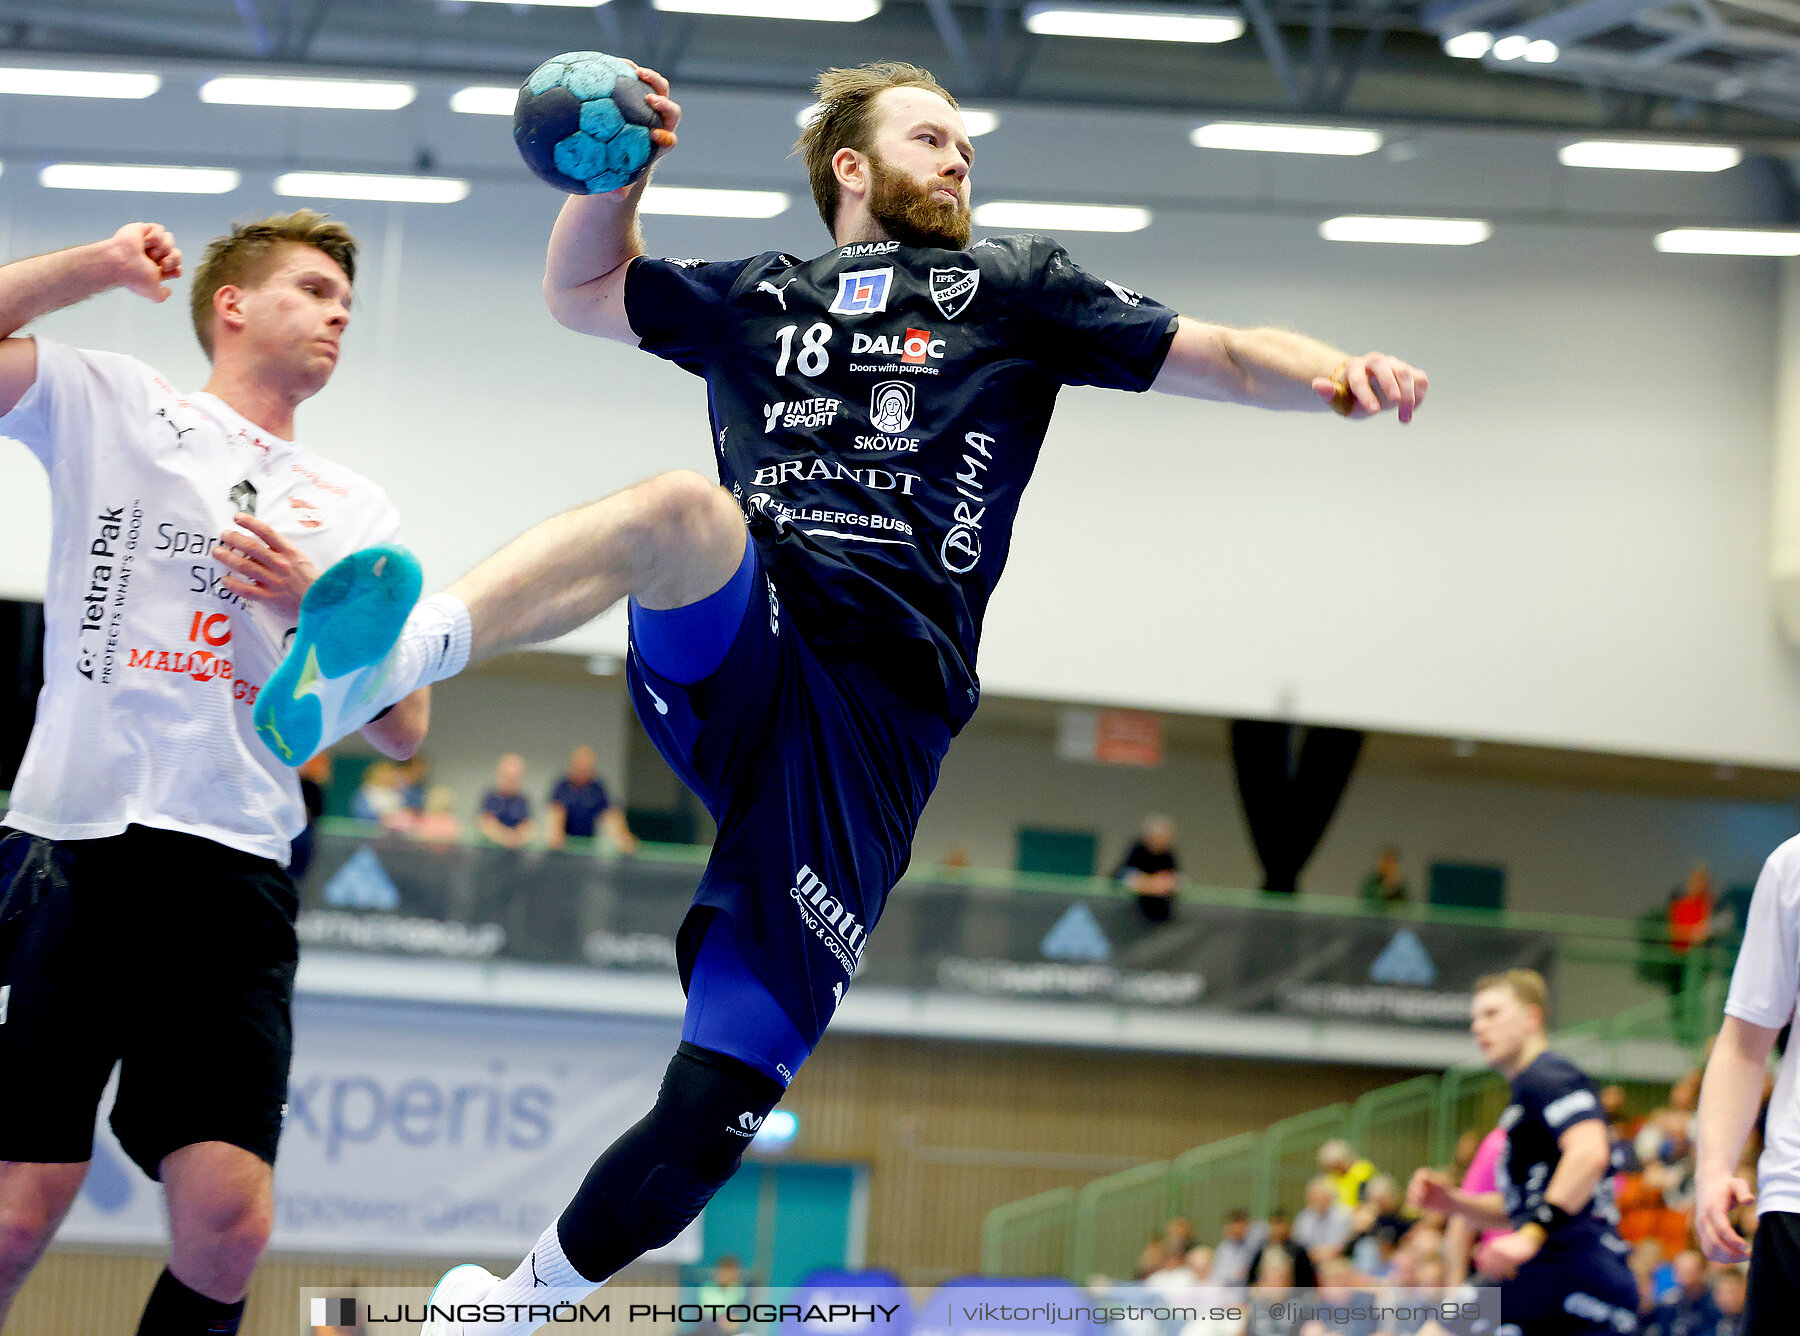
[757,279,795,310]
[644,681,669,716]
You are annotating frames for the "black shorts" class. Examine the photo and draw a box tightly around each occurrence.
[1746,1210,1800,1334]
[627,544,951,1050]
[0,824,298,1179]
[1496,1234,1640,1335]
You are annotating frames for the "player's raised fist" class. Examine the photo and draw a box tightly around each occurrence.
[109,222,181,303]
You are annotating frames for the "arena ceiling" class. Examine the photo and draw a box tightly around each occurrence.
[6,0,1800,143]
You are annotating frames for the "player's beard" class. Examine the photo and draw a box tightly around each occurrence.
[867,153,971,250]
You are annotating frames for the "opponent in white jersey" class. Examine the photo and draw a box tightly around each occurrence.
[1696,835,1800,1333]
[0,216,428,1335]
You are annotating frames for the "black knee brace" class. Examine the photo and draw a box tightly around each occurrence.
[557,1042,784,1282]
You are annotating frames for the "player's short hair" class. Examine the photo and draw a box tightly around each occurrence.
[1475,968,1548,1016]
[189,209,358,358]
[795,62,957,235]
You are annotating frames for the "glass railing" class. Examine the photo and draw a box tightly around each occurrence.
[277,818,1740,1037]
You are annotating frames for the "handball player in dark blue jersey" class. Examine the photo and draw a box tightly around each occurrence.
[257,61,1428,1333]
[1410,971,1639,1336]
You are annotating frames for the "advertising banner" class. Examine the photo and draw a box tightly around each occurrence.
[296,836,1555,1031]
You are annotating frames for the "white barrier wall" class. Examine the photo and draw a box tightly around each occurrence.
[58,998,695,1261]
[1,67,1796,764]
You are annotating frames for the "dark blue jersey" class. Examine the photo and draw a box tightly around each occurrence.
[1497,1051,1621,1245]
[624,234,1178,730]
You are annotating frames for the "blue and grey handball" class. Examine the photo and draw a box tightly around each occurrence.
[514,51,660,195]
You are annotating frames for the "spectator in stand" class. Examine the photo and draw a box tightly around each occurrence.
[1360,845,1409,908]
[1712,1266,1747,1336]
[411,785,463,845]
[1132,1238,1168,1281]
[478,753,535,850]
[396,752,429,815]
[1647,1250,1722,1336]
[1281,1195,1339,1281]
[1671,864,1716,958]
[351,759,409,826]
[1320,1137,1377,1208]
[1347,1173,1409,1275]
[1630,1240,1667,1321]
[546,744,639,854]
[1245,1252,1299,1336]
[1116,814,1181,925]
[292,750,331,882]
[1263,1209,1319,1285]
[695,1254,749,1336]
[1160,1216,1196,1261]
[1211,1208,1267,1290]
[1143,1240,1202,1297]
[1293,1174,1356,1260]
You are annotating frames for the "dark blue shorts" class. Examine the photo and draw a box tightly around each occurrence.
[627,541,951,1065]
[1495,1236,1639,1335]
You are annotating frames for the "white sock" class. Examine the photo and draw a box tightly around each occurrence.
[483,1223,603,1332]
[346,592,472,729]
[403,592,473,690]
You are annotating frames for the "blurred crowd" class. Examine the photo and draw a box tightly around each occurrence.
[292,743,637,877]
[1096,1064,1763,1336]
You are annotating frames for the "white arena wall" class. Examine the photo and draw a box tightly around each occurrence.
[0,63,1796,764]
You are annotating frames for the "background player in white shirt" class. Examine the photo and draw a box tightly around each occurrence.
[1695,836,1800,1333]
[0,215,428,1335]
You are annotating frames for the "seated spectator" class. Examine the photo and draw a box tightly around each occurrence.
[1260,1211,1318,1288]
[1245,1252,1298,1336]
[351,759,408,825]
[1629,1240,1666,1320]
[1647,1250,1720,1336]
[1347,1174,1409,1276]
[397,752,429,814]
[1360,845,1409,907]
[1293,1175,1356,1261]
[411,785,463,844]
[1211,1208,1266,1290]
[1319,1138,1377,1208]
[546,744,639,854]
[1133,1238,1168,1282]
[478,753,535,850]
[1712,1266,1747,1336]
[1116,815,1180,924]
[1143,1241,1202,1297]
[1161,1216,1196,1261]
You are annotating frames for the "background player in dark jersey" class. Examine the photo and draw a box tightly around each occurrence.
[1410,971,1640,1335]
[254,60,1427,1336]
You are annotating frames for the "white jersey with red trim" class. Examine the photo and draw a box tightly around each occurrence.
[0,336,400,863]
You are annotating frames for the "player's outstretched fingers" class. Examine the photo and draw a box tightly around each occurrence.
[1371,357,1404,412]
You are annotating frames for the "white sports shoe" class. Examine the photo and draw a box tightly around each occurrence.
[420,1263,499,1335]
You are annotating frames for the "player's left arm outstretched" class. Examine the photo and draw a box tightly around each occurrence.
[1153,317,1427,422]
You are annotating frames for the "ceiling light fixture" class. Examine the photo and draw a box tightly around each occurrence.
[275,171,470,203]
[973,201,1152,232]
[1320,215,1492,245]
[201,76,416,110]
[1191,122,1382,156]
[1022,3,1244,43]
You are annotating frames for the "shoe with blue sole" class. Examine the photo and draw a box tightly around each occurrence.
[254,544,422,766]
[420,1263,498,1334]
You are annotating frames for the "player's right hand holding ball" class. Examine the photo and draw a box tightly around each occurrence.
[513,51,681,198]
